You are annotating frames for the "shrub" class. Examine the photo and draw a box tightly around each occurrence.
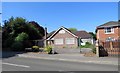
[15,32,28,42]
[44,45,52,54]
[92,47,96,54]
[11,42,23,51]
[80,42,92,48]
[3,37,14,48]
[86,42,91,45]
[32,46,39,52]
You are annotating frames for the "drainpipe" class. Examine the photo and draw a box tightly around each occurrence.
[44,27,47,48]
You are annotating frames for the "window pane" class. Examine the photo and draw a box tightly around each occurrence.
[65,38,75,44]
[55,39,63,45]
[105,27,114,33]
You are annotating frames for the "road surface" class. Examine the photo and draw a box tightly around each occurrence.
[2,56,118,71]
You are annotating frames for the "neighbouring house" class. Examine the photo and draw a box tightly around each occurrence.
[96,21,120,42]
[74,31,94,45]
[46,26,94,48]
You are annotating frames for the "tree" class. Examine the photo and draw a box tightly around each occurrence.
[89,32,97,40]
[68,28,77,32]
[2,17,45,51]
[29,21,45,37]
[15,32,28,42]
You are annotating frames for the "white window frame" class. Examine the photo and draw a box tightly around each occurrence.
[55,38,63,45]
[104,27,114,34]
[65,38,75,44]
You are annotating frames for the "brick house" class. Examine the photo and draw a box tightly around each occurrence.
[47,26,93,48]
[96,21,120,42]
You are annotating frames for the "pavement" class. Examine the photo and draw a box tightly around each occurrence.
[17,52,118,66]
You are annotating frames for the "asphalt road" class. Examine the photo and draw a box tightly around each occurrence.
[2,56,118,71]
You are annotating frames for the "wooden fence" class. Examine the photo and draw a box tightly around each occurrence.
[99,40,120,57]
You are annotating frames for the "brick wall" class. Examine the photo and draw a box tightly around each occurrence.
[51,29,78,48]
[97,27,119,42]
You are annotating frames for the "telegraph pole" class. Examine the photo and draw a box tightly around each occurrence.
[44,27,47,48]
[79,37,82,53]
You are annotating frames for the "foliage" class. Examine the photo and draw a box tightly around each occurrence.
[29,21,45,37]
[3,36,14,48]
[32,46,39,49]
[15,32,28,42]
[92,47,96,54]
[2,16,45,51]
[80,42,96,54]
[0,25,2,31]
[44,45,52,54]
[80,42,92,48]
[32,46,39,52]
[25,23,41,40]
[89,32,97,40]
[68,28,77,32]
[11,42,24,51]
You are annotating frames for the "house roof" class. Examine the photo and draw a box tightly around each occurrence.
[74,31,92,39]
[47,26,78,40]
[97,21,120,29]
[47,26,92,40]
[47,30,56,38]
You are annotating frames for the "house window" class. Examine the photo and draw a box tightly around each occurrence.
[65,38,75,44]
[106,37,115,41]
[55,38,63,45]
[59,30,65,34]
[104,27,114,34]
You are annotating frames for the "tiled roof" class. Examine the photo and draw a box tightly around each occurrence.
[47,30,56,38]
[47,27,92,39]
[74,31,92,39]
[97,21,120,29]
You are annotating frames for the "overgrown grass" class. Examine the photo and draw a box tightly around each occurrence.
[80,42,96,54]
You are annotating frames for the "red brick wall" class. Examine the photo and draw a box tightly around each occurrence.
[50,29,78,48]
[97,27,119,42]
[118,27,120,39]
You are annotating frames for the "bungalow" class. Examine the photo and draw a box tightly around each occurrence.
[46,26,94,48]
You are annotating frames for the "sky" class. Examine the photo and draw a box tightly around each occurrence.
[2,2,118,33]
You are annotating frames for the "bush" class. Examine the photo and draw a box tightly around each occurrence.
[92,47,96,54]
[3,37,14,48]
[44,45,52,54]
[86,42,91,45]
[32,46,39,52]
[11,42,24,51]
[15,32,28,42]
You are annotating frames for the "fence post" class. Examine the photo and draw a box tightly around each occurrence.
[110,41,113,56]
[96,40,99,57]
[110,41,113,50]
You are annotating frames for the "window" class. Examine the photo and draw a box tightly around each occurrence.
[59,30,65,34]
[65,38,75,44]
[106,37,115,41]
[105,27,114,34]
[55,38,63,45]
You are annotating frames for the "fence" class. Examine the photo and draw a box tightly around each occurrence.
[99,40,120,57]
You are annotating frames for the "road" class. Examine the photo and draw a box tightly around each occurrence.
[2,56,118,71]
